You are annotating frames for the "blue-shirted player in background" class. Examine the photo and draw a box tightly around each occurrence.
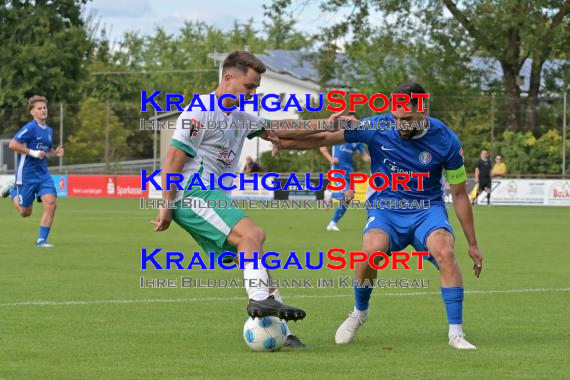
[1,96,64,247]
[272,82,484,350]
[320,112,370,231]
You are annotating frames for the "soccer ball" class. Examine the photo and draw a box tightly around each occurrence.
[243,316,287,352]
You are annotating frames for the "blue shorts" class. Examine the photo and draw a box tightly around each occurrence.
[15,176,57,207]
[363,204,454,268]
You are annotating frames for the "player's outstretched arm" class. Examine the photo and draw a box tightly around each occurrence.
[150,146,187,232]
[450,182,484,277]
[270,130,346,151]
[270,111,356,139]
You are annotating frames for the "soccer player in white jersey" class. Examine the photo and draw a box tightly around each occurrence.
[150,51,347,348]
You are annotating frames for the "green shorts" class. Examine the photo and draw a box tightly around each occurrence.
[173,188,246,262]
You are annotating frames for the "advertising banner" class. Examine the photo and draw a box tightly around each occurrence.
[477,179,570,206]
[51,175,68,197]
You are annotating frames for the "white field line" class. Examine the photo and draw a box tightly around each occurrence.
[1,288,569,308]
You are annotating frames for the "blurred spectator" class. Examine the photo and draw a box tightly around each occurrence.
[243,156,261,174]
[492,155,508,177]
[474,150,492,205]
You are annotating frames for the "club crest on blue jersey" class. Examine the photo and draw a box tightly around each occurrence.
[419,151,432,164]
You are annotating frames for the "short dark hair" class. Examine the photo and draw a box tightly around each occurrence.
[392,81,428,109]
[222,51,266,75]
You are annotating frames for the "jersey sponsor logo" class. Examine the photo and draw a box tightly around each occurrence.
[35,144,49,151]
[381,145,395,151]
[383,158,414,176]
[419,151,432,164]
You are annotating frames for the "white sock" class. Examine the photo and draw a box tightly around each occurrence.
[243,260,269,301]
[328,221,336,226]
[270,289,292,336]
[270,288,283,303]
[449,324,463,338]
[353,306,369,321]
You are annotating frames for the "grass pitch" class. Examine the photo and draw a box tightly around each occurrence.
[1,198,569,379]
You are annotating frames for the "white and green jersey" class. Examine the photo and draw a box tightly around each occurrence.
[171,93,266,201]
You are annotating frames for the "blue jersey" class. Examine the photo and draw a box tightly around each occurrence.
[331,142,366,172]
[14,120,53,185]
[344,114,465,207]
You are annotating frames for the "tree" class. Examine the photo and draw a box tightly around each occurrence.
[494,129,567,175]
[441,0,570,131]
[262,0,310,50]
[314,0,570,132]
[0,0,92,136]
[81,29,148,160]
[67,97,130,167]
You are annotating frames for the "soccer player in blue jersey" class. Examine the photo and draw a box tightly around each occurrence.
[320,126,370,231]
[1,96,64,247]
[272,82,483,349]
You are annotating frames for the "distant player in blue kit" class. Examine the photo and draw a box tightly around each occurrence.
[272,82,484,349]
[320,114,370,231]
[1,96,64,247]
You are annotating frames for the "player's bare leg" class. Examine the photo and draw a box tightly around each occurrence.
[228,217,306,321]
[426,228,476,349]
[15,200,33,217]
[40,193,57,227]
[426,229,462,287]
[36,193,57,247]
[335,228,389,344]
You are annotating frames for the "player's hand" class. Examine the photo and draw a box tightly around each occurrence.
[266,130,282,156]
[150,208,173,232]
[468,245,483,277]
[272,144,280,157]
[37,151,47,159]
[55,146,64,157]
[328,110,357,122]
[328,110,359,128]
[331,157,339,164]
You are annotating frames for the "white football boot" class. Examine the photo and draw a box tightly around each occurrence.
[449,333,477,349]
[326,222,340,231]
[335,311,366,344]
[1,178,15,198]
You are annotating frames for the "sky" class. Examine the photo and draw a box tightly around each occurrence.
[84,0,345,43]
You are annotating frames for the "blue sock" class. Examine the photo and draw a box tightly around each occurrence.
[441,286,464,324]
[38,226,50,241]
[332,204,347,223]
[354,286,373,311]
